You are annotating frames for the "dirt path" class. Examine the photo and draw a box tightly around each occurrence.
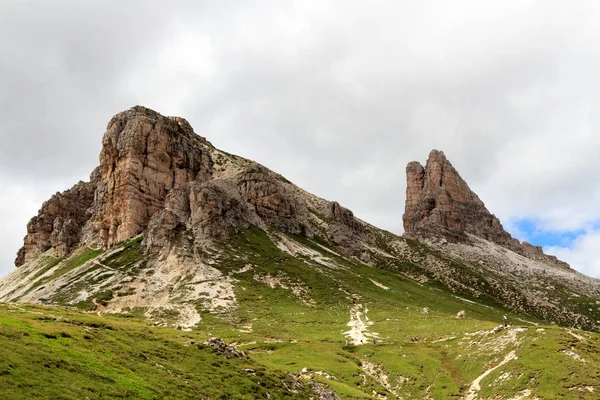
[91,297,106,316]
[361,361,401,398]
[463,350,517,400]
[93,259,122,273]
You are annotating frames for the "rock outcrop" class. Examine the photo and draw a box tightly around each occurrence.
[8,106,596,342]
[85,106,213,247]
[202,337,246,359]
[14,106,333,266]
[403,150,511,243]
[15,181,96,266]
[403,150,570,269]
[236,165,310,235]
[327,201,366,254]
[143,179,261,252]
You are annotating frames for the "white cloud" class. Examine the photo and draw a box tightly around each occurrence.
[0,181,48,275]
[546,231,600,278]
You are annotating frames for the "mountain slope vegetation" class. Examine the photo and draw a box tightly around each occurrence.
[2,227,600,399]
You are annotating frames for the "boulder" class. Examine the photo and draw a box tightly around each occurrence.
[202,337,246,359]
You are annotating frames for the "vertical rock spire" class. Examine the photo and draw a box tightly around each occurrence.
[403,149,496,239]
[402,149,570,269]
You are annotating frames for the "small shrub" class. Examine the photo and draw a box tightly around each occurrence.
[96,290,114,306]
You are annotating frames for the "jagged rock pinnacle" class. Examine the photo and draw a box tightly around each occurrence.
[403,149,570,269]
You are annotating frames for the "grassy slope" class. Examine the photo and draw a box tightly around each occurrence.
[0,303,314,400]
[2,227,600,399]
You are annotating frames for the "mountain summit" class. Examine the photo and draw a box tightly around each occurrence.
[403,149,570,270]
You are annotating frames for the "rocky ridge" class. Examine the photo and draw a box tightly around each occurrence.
[5,106,600,334]
[5,107,600,400]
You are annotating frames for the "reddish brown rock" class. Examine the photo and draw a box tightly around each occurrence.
[403,149,510,242]
[85,106,213,247]
[403,149,570,269]
[15,180,96,266]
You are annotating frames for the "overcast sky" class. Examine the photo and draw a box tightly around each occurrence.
[2,0,600,278]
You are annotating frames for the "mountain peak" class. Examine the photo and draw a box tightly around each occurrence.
[403,149,570,269]
[15,106,370,267]
[403,149,490,238]
[15,106,215,265]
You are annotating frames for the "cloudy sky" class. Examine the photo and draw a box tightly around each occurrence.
[2,0,600,277]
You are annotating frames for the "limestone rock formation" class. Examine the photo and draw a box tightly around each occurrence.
[14,106,332,266]
[329,201,363,233]
[327,201,366,254]
[15,181,96,266]
[143,179,263,253]
[236,165,310,235]
[403,150,511,243]
[7,106,598,343]
[403,149,570,269]
[85,106,213,247]
[520,241,570,270]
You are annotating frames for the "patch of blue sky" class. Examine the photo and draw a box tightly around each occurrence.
[510,218,585,248]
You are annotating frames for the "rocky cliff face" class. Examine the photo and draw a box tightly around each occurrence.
[8,106,599,339]
[403,149,570,269]
[15,106,329,266]
[327,201,365,254]
[403,150,510,242]
[16,107,216,265]
[237,165,310,235]
[85,106,214,247]
[15,181,96,266]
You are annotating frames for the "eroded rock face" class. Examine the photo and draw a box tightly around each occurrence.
[237,165,309,235]
[329,201,363,233]
[15,181,96,266]
[143,179,264,253]
[85,106,213,247]
[403,150,510,243]
[327,201,366,254]
[189,179,258,238]
[15,106,366,267]
[142,188,192,253]
[521,242,570,270]
[403,149,570,269]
